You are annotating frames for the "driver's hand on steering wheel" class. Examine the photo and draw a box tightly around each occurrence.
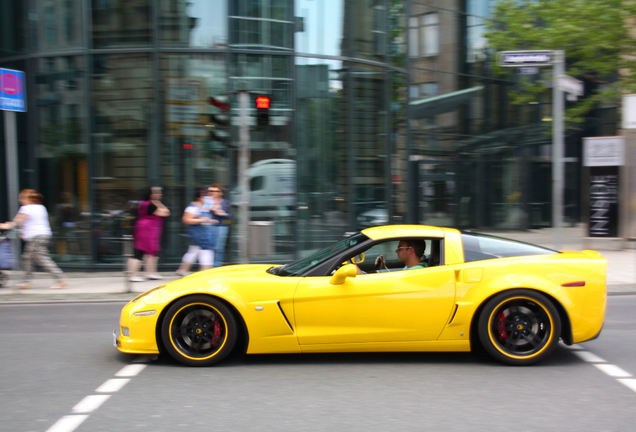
[375,255,387,270]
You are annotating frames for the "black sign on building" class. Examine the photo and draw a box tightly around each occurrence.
[583,136,625,238]
[589,167,619,237]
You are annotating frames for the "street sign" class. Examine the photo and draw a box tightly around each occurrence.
[557,74,583,97]
[499,50,554,67]
[583,136,625,167]
[623,94,636,129]
[0,68,27,112]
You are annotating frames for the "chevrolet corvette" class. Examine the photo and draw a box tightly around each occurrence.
[115,225,606,366]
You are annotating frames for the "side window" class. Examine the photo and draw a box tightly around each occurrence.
[353,238,443,274]
[461,233,556,262]
[250,176,264,191]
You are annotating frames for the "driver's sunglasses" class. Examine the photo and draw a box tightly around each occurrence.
[395,246,412,253]
[208,189,221,193]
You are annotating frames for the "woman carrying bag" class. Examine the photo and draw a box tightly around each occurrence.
[176,189,215,275]
[0,189,67,289]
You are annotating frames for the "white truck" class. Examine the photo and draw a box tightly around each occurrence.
[230,159,296,218]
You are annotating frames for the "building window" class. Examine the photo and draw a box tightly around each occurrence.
[409,84,419,99]
[420,82,438,97]
[421,13,439,57]
[408,17,418,57]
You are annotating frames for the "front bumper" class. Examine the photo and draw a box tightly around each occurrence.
[115,301,161,355]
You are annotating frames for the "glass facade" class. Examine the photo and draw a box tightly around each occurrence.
[0,0,590,269]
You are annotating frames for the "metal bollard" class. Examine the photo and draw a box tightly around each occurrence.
[122,234,133,293]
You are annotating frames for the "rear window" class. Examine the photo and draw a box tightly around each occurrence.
[461,233,557,262]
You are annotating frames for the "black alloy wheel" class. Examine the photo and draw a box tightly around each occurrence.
[477,289,561,366]
[161,295,238,366]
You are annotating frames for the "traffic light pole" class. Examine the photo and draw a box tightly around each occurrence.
[237,90,250,262]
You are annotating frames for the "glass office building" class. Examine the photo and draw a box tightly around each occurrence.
[0,0,592,268]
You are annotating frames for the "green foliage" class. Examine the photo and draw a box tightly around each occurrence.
[486,0,636,123]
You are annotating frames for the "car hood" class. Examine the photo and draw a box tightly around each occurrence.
[181,263,277,281]
[133,264,292,309]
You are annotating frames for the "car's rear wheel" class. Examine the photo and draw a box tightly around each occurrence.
[477,290,561,365]
[161,295,237,366]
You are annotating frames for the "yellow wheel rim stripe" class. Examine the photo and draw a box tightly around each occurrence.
[169,302,229,361]
[487,296,555,360]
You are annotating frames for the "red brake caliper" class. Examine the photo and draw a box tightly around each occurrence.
[497,312,508,340]
[211,320,222,346]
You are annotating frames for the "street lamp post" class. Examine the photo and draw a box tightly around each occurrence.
[552,50,565,250]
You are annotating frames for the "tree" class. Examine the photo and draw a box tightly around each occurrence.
[485,0,636,124]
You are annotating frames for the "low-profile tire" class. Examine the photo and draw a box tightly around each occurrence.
[161,295,238,366]
[477,289,561,366]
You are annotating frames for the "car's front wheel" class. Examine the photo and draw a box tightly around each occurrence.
[477,289,561,365]
[161,295,238,366]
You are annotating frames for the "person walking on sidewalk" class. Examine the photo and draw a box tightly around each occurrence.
[208,183,231,267]
[176,189,215,276]
[0,189,67,289]
[128,186,171,282]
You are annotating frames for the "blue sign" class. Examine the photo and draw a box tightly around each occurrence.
[499,51,554,67]
[0,68,27,112]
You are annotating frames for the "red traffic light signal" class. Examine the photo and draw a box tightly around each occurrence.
[256,96,270,127]
[255,96,270,109]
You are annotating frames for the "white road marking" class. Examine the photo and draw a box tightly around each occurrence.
[96,378,130,393]
[593,364,632,378]
[115,363,147,377]
[617,379,636,393]
[46,355,152,431]
[572,350,606,363]
[72,394,111,414]
[570,346,636,394]
[45,415,88,432]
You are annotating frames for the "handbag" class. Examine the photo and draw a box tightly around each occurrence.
[0,239,15,270]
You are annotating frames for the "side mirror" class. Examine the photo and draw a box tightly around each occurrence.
[330,264,358,285]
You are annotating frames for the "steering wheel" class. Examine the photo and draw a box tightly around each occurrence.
[349,253,365,265]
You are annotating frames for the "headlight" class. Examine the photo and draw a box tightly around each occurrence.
[131,284,165,302]
[133,310,157,316]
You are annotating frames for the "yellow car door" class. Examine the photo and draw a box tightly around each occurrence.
[293,265,456,346]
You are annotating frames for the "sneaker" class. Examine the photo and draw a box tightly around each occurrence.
[146,274,163,280]
[175,271,187,277]
[50,280,68,290]
[129,276,145,282]
[18,284,30,290]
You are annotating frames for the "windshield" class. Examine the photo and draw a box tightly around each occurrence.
[270,233,368,276]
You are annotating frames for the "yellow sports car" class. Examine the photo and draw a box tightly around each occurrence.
[115,225,606,366]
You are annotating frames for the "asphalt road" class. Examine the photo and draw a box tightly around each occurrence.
[1,297,635,432]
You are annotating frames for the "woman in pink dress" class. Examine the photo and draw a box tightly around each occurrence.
[128,186,170,281]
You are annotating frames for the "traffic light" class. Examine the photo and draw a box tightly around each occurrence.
[208,95,231,145]
[255,95,270,127]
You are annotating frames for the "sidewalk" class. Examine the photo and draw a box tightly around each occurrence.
[0,224,634,303]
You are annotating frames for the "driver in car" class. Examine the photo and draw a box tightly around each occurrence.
[375,239,428,271]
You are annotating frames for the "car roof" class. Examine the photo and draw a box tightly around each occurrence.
[361,224,458,240]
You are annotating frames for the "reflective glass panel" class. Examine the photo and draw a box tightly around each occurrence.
[28,0,84,52]
[161,0,228,48]
[91,54,152,262]
[0,1,27,56]
[32,56,89,263]
[159,54,228,261]
[229,0,293,49]
[92,0,151,48]
[294,0,344,56]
